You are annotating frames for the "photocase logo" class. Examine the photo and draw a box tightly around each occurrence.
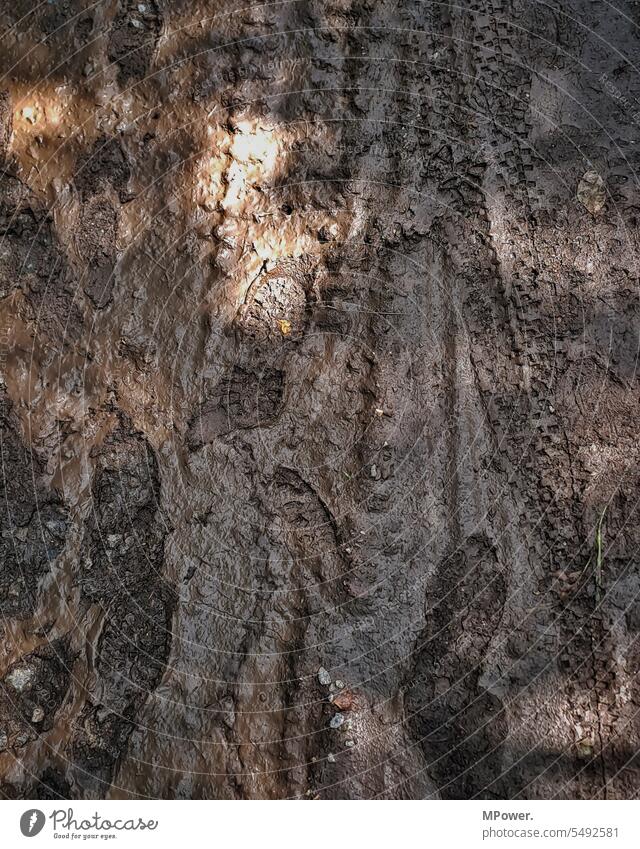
[20,809,45,838]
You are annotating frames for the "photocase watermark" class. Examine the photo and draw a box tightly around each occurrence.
[19,808,159,840]
[599,72,640,125]
[20,809,46,837]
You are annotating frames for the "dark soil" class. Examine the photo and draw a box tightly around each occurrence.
[0,0,639,800]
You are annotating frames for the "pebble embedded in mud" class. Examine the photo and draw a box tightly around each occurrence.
[317,667,331,687]
[5,666,34,693]
[329,713,346,729]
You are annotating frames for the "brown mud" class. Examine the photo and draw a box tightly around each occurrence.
[0,0,639,799]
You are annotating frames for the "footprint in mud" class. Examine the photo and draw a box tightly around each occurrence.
[0,390,69,618]
[270,467,347,586]
[188,260,314,446]
[72,415,174,792]
[71,580,174,793]
[77,196,118,308]
[271,467,338,545]
[108,0,162,84]
[0,171,81,340]
[78,415,166,600]
[235,260,314,350]
[38,0,95,67]
[74,136,130,308]
[75,136,131,202]
[187,365,285,446]
[0,639,73,752]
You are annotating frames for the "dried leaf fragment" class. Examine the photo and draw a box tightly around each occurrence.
[577,170,606,215]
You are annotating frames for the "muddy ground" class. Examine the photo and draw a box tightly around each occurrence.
[0,0,639,800]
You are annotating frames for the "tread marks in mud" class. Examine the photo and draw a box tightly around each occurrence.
[73,417,174,792]
[462,3,628,796]
[108,0,162,84]
[0,639,73,752]
[0,391,69,618]
[406,536,508,798]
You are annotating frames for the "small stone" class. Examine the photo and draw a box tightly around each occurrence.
[370,464,378,479]
[318,666,331,686]
[327,752,336,763]
[576,739,593,759]
[329,713,345,729]
[335,679,345,690]
[345,739,355,748]
[6,666,34,692]
[31,707,44,724]
[577,171,606,215]
[317,223,339,243]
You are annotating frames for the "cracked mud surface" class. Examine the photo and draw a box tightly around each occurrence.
[0,1,639,799]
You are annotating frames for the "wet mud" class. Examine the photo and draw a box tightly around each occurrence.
[0,0,639,799]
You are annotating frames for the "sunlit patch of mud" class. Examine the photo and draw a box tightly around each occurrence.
[9,84,99,194]
[193,118,350,318]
